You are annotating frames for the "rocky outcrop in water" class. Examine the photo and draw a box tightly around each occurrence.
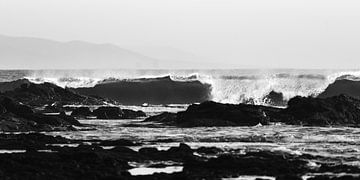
[71,106,146,119]
[0,96,80,131]
[281,94,360,126]
[263,90,287,107]
[92,106,123,119]
[70,107,92,118]
[74,76,211,105]
[146,101,279,127]
[318,79,360,98]
[146,95,360,127]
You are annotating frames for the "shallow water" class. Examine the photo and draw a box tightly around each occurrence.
[46,115,360,168]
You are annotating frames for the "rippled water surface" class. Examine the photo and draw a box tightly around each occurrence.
[46,115,360,167]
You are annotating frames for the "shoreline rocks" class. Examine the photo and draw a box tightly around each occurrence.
[146,95,360,127]
[318,79,360,99]
[71,106,146,119]
[0,133,358,180]
[0,96,81,131]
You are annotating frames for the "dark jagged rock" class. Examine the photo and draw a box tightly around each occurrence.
[0,79,31,93]
[97,139,138,146]
[41,104,64,113]
[0,133,71,150]
[0,79,108,107]
[122,109,146,119]
[0,133,359,180]
[0,96,81,131]
[145,112,178,125]
[281,95,360,126]
[146,101,273,127]
[71,106,92,118]
[318,79,360,98]
[147,95,360,127]
[137,143,196,161]
[90,106,146,119]
[196,147,223,155]
[263,90,287,107]
[74,76,211,105]
[92,106,123,119]
[182,151,308,179]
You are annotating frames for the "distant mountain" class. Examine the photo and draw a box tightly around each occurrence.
[0,35,159,69]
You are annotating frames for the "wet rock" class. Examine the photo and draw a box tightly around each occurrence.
[196,147,223,155]
[281,95,360,126]
[71,107,92,118]
[146,101,271,127]
[276,174,303,180]
[318,79,360,99]
[0,96,34,115]
[0,133,71,150]
[97,139,138,146]
[182,151,309,179]
[41,104,63,113]
[307,176,360,180]
[147,95,360,127]
[122,109,146,119]
[263,90,287,107]
[138,143,196,161]
[145,112,178,125]
[0,96,81,131]
[92,106,123,119]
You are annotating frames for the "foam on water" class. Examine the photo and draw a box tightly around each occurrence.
[2,69,360,105]
[45,117,360,167]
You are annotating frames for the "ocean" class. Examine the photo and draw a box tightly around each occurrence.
[1,69,360,178]
[2,69,360,105]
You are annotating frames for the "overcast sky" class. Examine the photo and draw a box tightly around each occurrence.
[0,0,360,69]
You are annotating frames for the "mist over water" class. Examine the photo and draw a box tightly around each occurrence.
[2,69,360,105]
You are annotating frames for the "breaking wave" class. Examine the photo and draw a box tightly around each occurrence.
[22,69,360,106]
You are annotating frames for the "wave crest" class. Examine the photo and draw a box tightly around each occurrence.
[24,70,360,106]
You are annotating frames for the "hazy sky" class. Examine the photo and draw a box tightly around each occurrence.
[1,0,360,69]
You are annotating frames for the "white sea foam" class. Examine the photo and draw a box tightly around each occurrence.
[21,69,360,105]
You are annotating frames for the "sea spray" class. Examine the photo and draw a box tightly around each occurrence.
[16,69,360,106]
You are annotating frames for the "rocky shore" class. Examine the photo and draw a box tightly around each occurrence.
[0,133,359,180]
[1,79,360,179]
[0,80,146,131]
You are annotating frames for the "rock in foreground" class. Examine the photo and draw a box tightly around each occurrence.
[0,133,358,180]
